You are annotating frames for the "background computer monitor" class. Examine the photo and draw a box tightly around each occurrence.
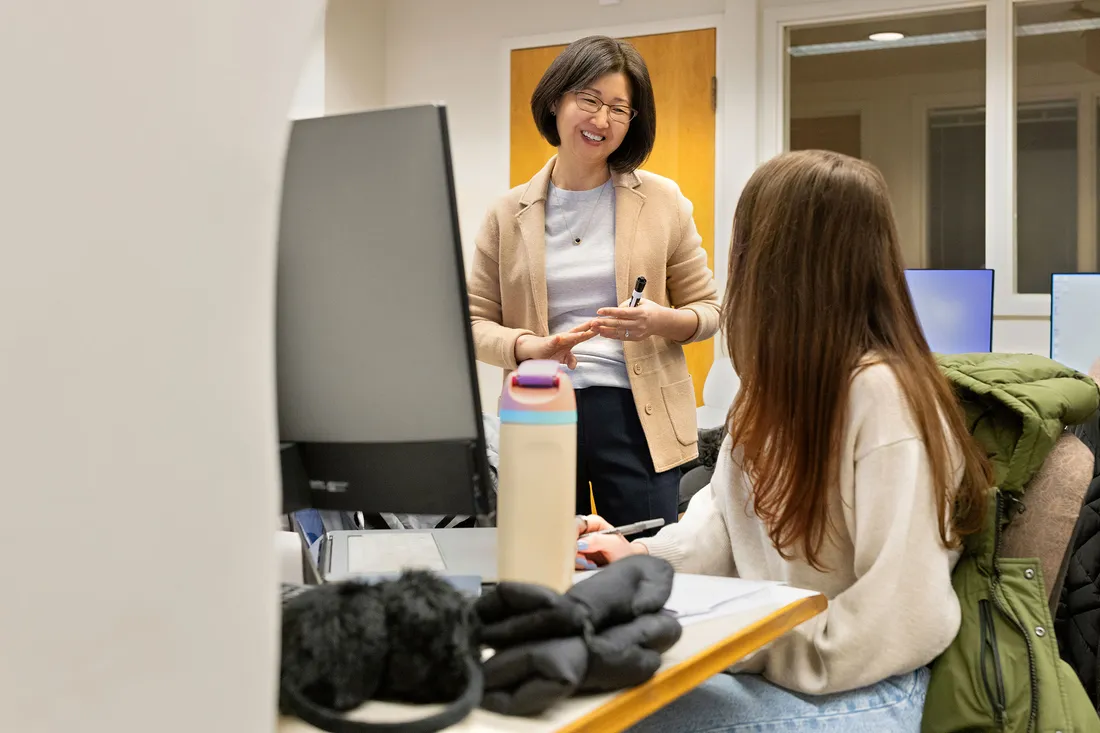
[1051,273,1100,374]
[275,105,491,521]
[904,269,995,353]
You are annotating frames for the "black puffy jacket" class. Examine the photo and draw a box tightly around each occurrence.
[1057,409,1100,712]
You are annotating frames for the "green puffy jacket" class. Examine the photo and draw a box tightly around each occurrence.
[923,354,1100,733]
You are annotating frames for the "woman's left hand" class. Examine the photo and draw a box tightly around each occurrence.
[595,299,669,342]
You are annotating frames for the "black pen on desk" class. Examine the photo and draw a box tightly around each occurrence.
[580,518,665,539]
[627,276,647,307]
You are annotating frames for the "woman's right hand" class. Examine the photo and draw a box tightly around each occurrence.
[574,513,644,570]
[515,321,597,369]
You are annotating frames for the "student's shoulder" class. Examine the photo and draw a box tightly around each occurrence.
[850,359,906,402]
[848,359,924,453]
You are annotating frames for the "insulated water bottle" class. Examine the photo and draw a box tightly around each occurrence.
[496,359,577,592]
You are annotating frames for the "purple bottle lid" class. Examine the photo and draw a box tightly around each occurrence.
[511,359,560,388]
[500,360,576,422]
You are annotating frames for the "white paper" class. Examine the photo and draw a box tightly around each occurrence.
[674,585,821,627]
[572,569,784,622]
[347,533,447,574]
[665,574,782,619]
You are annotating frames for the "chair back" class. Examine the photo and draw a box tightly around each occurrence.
[697,357,739,430]
[999,358,1100,609]
[1000,432,1093,609]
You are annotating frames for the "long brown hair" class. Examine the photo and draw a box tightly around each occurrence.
[724,150,990,569]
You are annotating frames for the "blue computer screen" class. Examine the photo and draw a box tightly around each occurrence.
[1051,273,1100,374]
[904,269,994,354]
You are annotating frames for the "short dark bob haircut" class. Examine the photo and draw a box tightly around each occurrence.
[530,36,657,173]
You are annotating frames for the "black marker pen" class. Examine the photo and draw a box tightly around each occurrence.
[628,276,647,307]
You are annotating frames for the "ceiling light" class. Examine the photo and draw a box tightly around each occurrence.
[791,17,1100,57]
[869,32,905,42]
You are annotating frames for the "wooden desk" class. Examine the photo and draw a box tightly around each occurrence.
[279,585,826,733]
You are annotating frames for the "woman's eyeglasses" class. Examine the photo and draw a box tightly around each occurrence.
[573,91,637,124]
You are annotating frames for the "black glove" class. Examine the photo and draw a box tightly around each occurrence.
[580,613,683,692]
[480,637,588,716]
[474,555,681,716]
[474,555,676,649]
[480,608,683,714]
[566,555,675,629]
[475,581,586,649]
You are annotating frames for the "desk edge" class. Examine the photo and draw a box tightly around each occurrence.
[558,592,828,733]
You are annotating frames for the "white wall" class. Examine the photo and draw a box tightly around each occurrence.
[292,22,327,119]
[994,316,1051,354]
[290,0,388,120]
[326,0,387,114]
[0,1,322,731]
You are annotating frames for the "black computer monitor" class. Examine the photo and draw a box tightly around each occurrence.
[1051,273,1100,373]
[904,268,995,353]
[275,105,491,522]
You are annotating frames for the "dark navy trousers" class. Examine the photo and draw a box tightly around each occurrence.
[574,387,680,536]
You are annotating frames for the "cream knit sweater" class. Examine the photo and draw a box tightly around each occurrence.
[638,362,963,695]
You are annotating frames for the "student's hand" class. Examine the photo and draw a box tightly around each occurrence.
[575,514,612,570]
[514,321,597,369]
[575,513,614,536]
[574,514,646,570]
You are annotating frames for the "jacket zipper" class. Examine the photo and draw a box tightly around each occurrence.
[990,492,1039,733]
[979,599,1008,727]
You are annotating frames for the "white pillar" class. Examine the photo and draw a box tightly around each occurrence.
[0,1,323,731]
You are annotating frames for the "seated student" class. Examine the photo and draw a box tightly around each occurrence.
[575,149,993,732]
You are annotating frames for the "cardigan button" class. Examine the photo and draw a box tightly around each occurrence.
[633,363,642,375]
[644,403,654,415]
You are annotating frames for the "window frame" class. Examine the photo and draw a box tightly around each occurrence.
[761,0,1093,316]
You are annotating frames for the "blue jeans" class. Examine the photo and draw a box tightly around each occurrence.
[627,667,930,732]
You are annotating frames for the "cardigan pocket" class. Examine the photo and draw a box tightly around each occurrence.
[661,377,698,447]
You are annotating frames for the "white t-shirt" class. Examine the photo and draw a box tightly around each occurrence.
[544,180,630,390]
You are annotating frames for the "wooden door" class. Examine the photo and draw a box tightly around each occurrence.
[509,29,717,405]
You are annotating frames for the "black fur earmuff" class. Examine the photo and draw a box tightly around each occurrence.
[279,571,482,733]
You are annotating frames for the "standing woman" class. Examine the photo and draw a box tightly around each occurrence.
[467,36,720,531]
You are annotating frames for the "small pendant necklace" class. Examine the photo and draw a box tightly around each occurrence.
[557,182,607,246]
